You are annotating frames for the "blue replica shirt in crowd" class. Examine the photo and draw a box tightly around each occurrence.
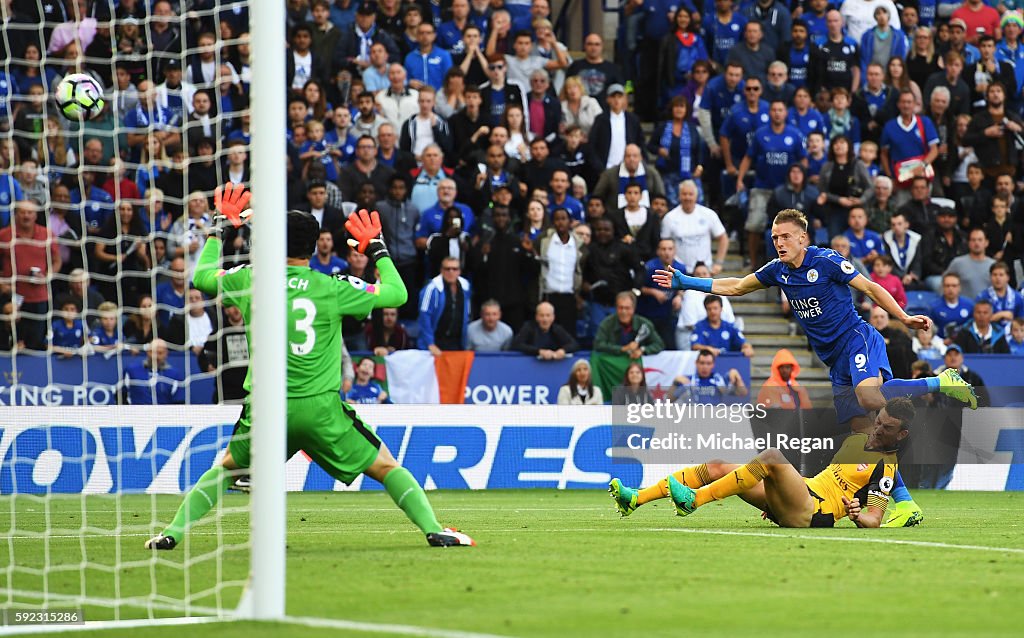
[690,318,746,352]
[639,257,686,319]
[71,185,115,232]
[345,380,389,404]
[703,74,745,130]
[323,129,357,164]
[786,106,827,139]
[123,103,179,134]
[804,12,828,46]
[917,0,936,25]
[404,46,453,90]
[754,245,866,367]
[548,195,585,224]
[996,40,1024,91]
[124,362,184,405]
[862,87,890,120]
[438,20,468,55]
[154,282,186,327]
[309,254,349,276]
[786,45,812,88]
[843,229,885,259]
[1006,336,1024,355]
[89,326,121,347]
[50,319,85,349]
[720,101,769,165]
[806,153,827,180]
[746,124,806,189]
[976,286,1024,328]
[415,202,476,238]
[0,174,24,228]
[929,296,974,338]
[642,0,679,39]
[299,140,339,181]
[879,114,939,165]
[703,13,747,67]
[676,373,727,404]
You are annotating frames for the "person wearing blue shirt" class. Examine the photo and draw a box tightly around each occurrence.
[123,339,185,405]
[787,86,828,139]
[70,176,115,233]
[0,175,25,228]
[154,258,188,327]
[672,348,748,404]
[415,179,475,241]
[777,20,814,89]
[639,238,687,346]
[802,0,830,46]
[438,0,473,55]
[976,262,1024,330]
[309,228,350,275]
[1005,317,1024,354]
[345,357,391,404]
[50,298,87,356]
[996,13,1024,96]
[547,169,585,223]
[122,82,181,152]
[737,100,806,268]
[879,90,939,184]
[656,208,980,526]
[744,0,792,52]
[404,22,452,91]
[858,6,909,79]
[689,294,753,356]
[843,207,885,261]
[929,272,974,340]
[719,80,770,181]
[89,302,124,353]
[699,61,745,154]
[703,0,747,68]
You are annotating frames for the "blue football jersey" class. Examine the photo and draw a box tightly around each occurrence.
[929,297,974,339]
[746,125,806,189]
[843,229,885,259]
[689,318,746,352]
[720,101,770,165]
[754,245,866,366]
[51,319,86,349]
[676,373,727,404]
[345,380,387,404]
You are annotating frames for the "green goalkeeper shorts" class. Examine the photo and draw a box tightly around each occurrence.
[228,392,382,485]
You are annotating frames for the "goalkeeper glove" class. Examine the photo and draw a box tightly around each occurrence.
[345,209,390,262]
[209,183,253,239]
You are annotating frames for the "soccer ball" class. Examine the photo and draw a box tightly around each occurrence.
[55,73,105,120]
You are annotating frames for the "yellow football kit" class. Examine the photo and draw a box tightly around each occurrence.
[802,433,898,527]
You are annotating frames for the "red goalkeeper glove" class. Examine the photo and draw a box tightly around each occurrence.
[210,183,253,237]
[345,209,389,261]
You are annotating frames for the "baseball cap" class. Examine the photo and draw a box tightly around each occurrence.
[949,18,967,31]
[937,207,956,216]
[357,2,377,15]
[164,58,181,71]
[606,83,625,96]
[306,178,328,191]
[946,343,963,354]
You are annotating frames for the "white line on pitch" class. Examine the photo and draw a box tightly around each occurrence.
[4,527,1024,555]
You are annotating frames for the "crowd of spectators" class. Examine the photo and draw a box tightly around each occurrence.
[2,0,1024,406]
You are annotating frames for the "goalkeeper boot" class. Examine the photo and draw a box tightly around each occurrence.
[427,527,476,547]
[608,478,638,517]
[882,500,925,528]
[230,475,251,493]
[938,368,978,409]
[144,534,177,550]
[668,475,698,517]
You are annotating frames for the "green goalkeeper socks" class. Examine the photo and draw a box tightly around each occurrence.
[163,465,234,541]
[383,467,443,535]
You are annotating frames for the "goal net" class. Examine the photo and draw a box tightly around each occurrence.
[0,0,282,629]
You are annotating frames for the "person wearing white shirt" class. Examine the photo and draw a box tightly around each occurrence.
[841,0,901,43]
[677,263,738,349]
[607,110,626,169]
[376,63,419,126]
[660,180,729,274]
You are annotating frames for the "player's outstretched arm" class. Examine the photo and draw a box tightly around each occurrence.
[193,183,253,296]
[849,274,930,331]
[345,209,408,309]
[843,496,883,528]
[652,266,765,297]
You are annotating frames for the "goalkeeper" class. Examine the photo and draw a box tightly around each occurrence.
[146,184,474,549]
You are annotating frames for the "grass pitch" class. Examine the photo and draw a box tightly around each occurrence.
[3,490,1023,637]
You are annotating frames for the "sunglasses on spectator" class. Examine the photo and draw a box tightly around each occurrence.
[488,64,505,71]
[745,86,762,92]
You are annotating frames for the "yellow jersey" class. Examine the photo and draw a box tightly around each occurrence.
[803,433,897,525]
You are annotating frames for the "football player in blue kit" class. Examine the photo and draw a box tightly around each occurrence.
[653,208,978,528]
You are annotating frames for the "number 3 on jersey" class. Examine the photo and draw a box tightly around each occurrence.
[290,298,317,355]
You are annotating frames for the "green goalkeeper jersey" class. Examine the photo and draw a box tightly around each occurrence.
[192,237,407,398]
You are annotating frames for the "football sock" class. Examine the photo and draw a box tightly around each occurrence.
[881,377,939,400]
[694,459,769,508]
[892,470,912,503]
[163,465,233,541]
[637,465,711,506]
[383,467,443,535]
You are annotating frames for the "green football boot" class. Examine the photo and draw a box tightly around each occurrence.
[938,368,978,409]
[608,478,638,517]
[668,475,698,517]
[882,500,925,528]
